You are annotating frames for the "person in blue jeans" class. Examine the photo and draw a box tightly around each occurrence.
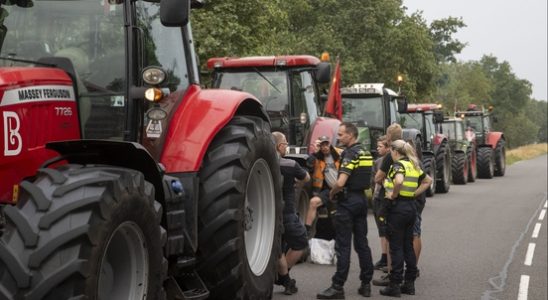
[317,122,375,299]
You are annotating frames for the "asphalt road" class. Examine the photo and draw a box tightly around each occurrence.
[273,155,548,300]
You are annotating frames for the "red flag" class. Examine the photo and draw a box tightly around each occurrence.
[325,58,342,120]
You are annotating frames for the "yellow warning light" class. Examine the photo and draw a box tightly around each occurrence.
[397,75,404,84]
[320,51,330,62]
[488,105,494,112]
[145,88,164,102]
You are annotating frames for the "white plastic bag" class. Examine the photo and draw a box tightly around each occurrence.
[309,238,336,265]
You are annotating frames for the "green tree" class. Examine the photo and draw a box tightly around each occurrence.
[429,17,467,63]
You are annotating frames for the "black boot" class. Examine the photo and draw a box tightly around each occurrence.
[358,282,371,297]
[317,284,345,299]
[379,283,401,297]
[400,281,415,295]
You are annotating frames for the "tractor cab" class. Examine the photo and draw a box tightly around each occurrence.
[208,55,339,155]
[340,83,407,153]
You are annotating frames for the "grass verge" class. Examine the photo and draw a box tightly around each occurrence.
[506,143,548,165]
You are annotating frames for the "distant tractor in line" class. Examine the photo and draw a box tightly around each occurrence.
[400,104,452,196]
[441,117,477,184]
[456,104,506,179]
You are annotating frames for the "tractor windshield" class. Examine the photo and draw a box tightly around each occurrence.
[465,116,483,133]
[442,121,464,141]
[342,96,384,129]
[1,0,190,140]
[400,112,423,131]
[214,69,319,146]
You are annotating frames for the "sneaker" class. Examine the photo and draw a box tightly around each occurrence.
[372,274,390,286]
[374,259,387,270]
[379,283,401,297]
[400,281,415,295]
[283,279,298,295]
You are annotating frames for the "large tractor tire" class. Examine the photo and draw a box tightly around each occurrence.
[477,147,495,179]
[494,140,506,176]
[451,152,468,184]
[435,141,451,193]
[0,165,166,300]
[197,116,282,299]
[422,154,436,197]
[467,146,477,183]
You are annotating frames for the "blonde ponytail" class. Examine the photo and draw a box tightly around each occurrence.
[391,139,420,169]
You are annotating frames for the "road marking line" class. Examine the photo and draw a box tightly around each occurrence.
[517,275,529,300]
[539,209,546,220]
[524,243,535,266]
[481,195,546,300]
[532,223,541,238]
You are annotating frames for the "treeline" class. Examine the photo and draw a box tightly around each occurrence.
[191,0,547,148]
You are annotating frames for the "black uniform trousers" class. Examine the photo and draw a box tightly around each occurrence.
[386,199,418,284]
[332,191,374,286]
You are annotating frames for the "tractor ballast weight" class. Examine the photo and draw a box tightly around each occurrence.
[441,117,478,184]
[0,1,282,299]
[401,103,452,195]
[455,104,506,179]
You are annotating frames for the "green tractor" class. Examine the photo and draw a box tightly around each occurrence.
[441,117,478,184]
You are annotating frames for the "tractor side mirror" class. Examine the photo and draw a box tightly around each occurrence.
[160,0,190,26]
[315,62,331,84]
[433,110,444,124]
[396,97,408,113]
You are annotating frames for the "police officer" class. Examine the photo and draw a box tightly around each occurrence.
[380,140,432,297]
[317,122,374,299]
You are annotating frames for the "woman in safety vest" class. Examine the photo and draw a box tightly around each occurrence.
[380,139,432,297]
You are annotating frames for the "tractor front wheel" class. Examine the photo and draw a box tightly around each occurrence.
[423,154,436,197]
[467,146,477,182]
[435,141,451,193]
[197,116,282,299]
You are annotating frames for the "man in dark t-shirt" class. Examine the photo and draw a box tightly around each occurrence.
[273,131,310,295]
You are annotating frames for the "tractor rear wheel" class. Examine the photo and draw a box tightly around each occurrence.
[423,154,436,197]
[197,116,282,299]
[0,165,166,300]
[467,146,477,182]
[477,147,495,179]
[494,140,506,176]
[451,152,468,184]
[435,141,451,193]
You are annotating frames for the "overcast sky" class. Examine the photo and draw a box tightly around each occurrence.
[403,0,547,101]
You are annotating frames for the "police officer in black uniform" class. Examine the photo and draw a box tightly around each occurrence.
[317,122,375,299]
[380,140,432,297]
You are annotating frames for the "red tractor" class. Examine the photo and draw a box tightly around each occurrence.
[456,104,506,178]
[207,55,341,233]
[0,1,282,299]
[400,103,452,195]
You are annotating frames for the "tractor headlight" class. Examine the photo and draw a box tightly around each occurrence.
[142,67,166,85]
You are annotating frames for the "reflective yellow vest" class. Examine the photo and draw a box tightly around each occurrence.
[383,159,422,198]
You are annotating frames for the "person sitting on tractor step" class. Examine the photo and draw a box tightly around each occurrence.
[305,135,342,237]
[273,132,310,295]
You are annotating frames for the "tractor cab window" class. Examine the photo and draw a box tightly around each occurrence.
[441,122,456,140]
[400,112,423,132]
[455,122,464,140]
[289,70,318,146]
[388,97,399,124]
[342,96,384,128]
[214,69,290,136]
[466,116,482,133]
[424,113,434,142]
[135,1,189,92]
[0,0,127,140]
